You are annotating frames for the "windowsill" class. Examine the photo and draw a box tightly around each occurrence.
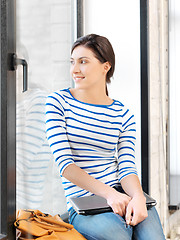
[0,234,7,240]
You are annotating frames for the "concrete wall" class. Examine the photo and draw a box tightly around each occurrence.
[149,0,169,224]
[149,0,180,238]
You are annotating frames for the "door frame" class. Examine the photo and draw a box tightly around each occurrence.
[0,0,16,239]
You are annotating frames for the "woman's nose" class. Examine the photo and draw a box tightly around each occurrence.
[72,62,80,73]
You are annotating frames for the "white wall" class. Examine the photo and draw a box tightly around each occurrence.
[84,0,141,176]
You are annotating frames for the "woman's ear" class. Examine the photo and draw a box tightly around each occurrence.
[104,62,111,73]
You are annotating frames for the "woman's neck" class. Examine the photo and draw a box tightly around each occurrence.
[70,87,113,105]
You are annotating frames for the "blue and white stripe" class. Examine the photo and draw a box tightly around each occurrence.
[45,88,138,211]
[16,89,52,210]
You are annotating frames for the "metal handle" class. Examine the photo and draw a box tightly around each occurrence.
[12,53,28,92]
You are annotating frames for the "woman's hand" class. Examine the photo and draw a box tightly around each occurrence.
[106,188,131,217]
[125,194,148,226]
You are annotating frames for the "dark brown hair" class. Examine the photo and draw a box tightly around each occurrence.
[71,34,115,94]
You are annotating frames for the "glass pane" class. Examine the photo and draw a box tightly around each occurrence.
[16,0,73,215]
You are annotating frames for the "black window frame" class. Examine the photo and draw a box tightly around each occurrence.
[140,0,149,194]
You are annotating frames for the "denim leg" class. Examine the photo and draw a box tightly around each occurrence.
[70,210,133,240]
[133,207,166,240]
[69,207,165,240]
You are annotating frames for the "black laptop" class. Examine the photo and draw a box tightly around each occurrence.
[69,184,157,215]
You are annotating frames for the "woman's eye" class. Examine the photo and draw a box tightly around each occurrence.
[81,60,86,64]
[70,60,74,65]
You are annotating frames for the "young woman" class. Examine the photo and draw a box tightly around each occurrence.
[45,34,165,240]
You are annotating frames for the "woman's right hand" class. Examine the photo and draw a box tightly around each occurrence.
[62,164,131,217]
[106,188,131,217]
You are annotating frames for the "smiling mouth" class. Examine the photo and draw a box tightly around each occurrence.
[74,77,85,82]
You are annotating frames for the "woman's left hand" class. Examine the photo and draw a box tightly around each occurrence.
[125,194,148,226]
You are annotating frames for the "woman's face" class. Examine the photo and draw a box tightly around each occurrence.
[70,46,109,90]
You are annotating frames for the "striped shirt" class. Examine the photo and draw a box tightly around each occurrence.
[45,88,138,211]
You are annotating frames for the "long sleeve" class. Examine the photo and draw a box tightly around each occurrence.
[117,108,138,182]
[45,92,75,176]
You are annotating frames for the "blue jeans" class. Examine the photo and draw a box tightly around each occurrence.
[69,207,166,240]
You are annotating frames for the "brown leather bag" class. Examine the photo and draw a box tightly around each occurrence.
[14,209,86,240]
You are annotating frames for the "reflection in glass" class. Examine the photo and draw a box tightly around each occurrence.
[16,0,73,215]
